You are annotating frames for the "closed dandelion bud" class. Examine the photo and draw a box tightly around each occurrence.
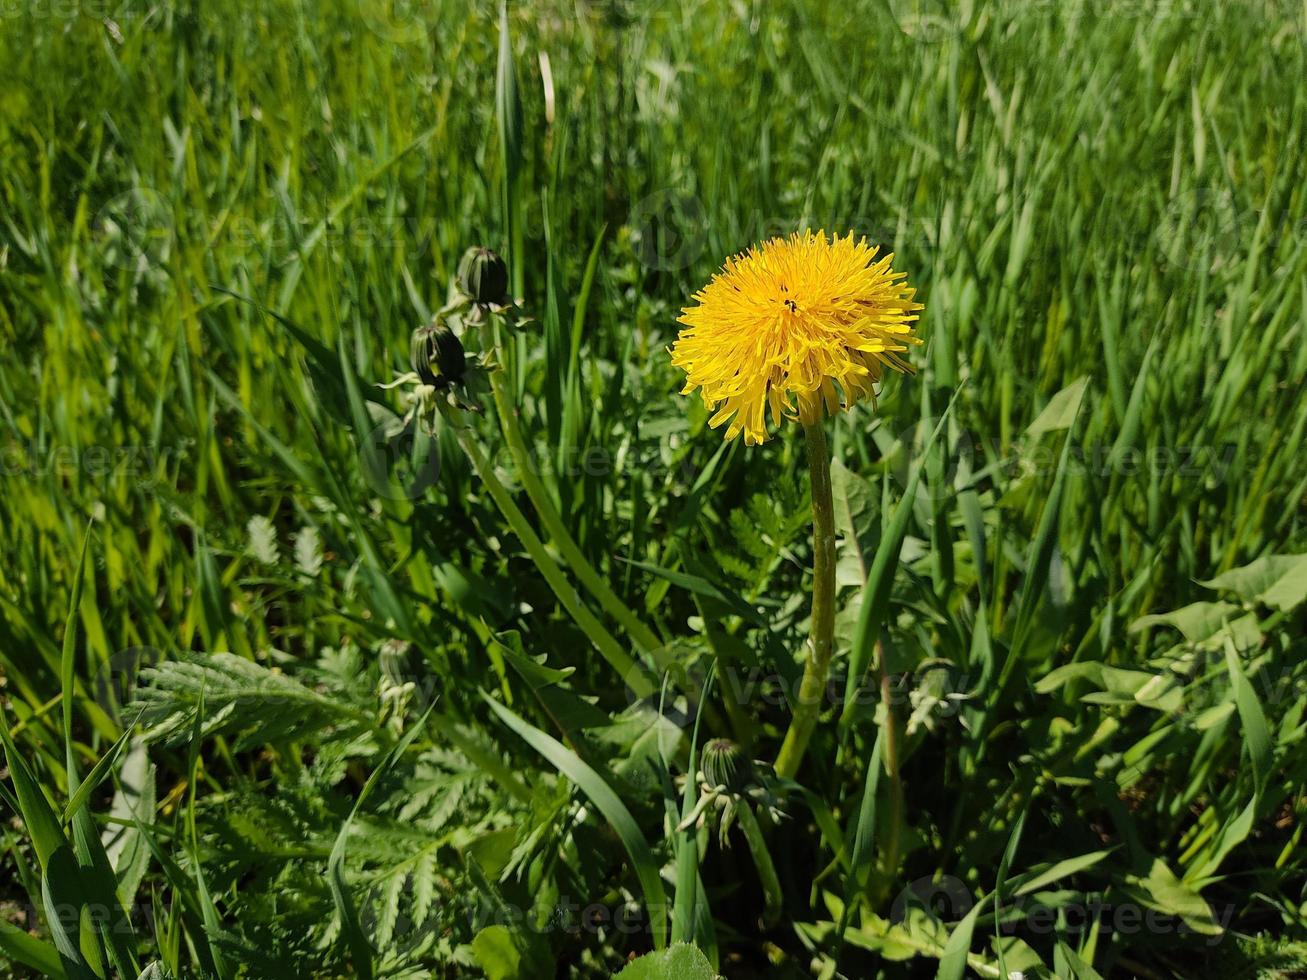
[457,246,509,305]
[701,738,751,793]
[410,319,466,389]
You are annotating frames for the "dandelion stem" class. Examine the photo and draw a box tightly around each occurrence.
[484,320,669,669]
[453,425,656,699]
[735,802,783,928]
[774,422,837,779]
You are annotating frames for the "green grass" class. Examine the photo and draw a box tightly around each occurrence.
[1,0,1305,976]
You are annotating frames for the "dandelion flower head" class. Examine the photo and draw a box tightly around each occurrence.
[671,230,923,444]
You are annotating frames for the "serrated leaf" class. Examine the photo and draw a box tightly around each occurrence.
[132,652,363,748]
[245,515,280,565]
[294,525,324,577]
[613,942,719,980]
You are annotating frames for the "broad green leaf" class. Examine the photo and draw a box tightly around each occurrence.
[1121,858,1220,935]
[830,457,878,587]
[101,737,155,908]
[1026,376,1089,436]
[1199,553,1307,611]
[1130,601,1260,649]
[1054,941,1105,980]
[470,924,550,980]
[613,942,718,980]
[41,845,98,980]
[0,918,65,977]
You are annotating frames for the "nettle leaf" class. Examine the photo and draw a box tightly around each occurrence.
[1199,553,1307,612]
[613,942,719,980]
[246,515,281,565]
[294,525,325,577]
[132,653,366,748]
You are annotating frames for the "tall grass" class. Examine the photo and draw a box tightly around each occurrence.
[1,0,1304,976]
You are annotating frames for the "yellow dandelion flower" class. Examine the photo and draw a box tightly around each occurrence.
[671,230,923,444]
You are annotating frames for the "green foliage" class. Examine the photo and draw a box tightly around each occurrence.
[613,943,718,980]
[1,0,1306,977]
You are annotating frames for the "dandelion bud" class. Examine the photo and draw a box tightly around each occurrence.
[410,319,466,390]
[701,738,751,793]
[457,246,509,306]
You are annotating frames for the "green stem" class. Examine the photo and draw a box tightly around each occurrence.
[735,803,782,928]
[484,324,669,668]
[774,422,837,780]
[453,425,655,699]
[871,645,905,909]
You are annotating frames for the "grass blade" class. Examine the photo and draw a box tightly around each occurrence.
[484,691,669,949]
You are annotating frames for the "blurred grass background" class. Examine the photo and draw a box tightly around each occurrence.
[1,0,1305,976]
